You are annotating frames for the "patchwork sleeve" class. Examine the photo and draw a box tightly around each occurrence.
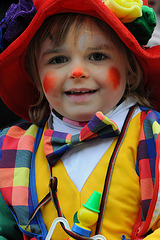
[0,193,23,240]
[134,109,160,239]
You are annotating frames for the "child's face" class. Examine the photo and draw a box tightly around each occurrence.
[38,20,128,121]
[148,0,160,13]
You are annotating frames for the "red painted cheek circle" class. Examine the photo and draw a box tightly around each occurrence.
[107,67,121,89]
[43,73,56,93]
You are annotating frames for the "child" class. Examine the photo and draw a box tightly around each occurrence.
[0,0,160,239]
[148,0,160,46]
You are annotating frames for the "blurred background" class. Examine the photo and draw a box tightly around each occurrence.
[147,0,160,46]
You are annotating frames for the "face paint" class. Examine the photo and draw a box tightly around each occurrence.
[43,72,56,93]
[72,67,83,78]
[107,67,120,89]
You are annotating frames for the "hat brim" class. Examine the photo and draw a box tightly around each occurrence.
[0,0,160,121]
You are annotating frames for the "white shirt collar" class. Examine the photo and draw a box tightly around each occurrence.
[48,97,137,134]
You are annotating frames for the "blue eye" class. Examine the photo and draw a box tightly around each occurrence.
[48,56,68,64]
[89,52,108,61]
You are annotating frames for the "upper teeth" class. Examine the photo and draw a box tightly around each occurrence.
[68,90,94,94]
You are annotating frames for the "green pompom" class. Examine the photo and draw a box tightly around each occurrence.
[125,6,157,45]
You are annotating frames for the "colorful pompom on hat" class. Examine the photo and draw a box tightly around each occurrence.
[0,0,160,121]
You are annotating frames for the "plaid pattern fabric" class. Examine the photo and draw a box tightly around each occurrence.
[135,109,160,237]
[44,111,120,166]
[0,109,160,239]
[0,122,41,235]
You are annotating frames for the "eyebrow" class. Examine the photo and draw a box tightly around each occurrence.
[41,44,112,56]
[42,46,68,56]
[87,44,112,51]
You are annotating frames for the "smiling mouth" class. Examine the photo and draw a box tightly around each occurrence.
[65,90,97,95]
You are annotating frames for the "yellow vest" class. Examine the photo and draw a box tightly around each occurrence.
[35,113,141,240]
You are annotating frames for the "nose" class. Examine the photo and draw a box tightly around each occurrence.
[70,67,89,79]
[72,67,83,78]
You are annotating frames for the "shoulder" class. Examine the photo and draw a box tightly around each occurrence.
[0,121,39,149]
[139,106,160,123]
[138,107,160,152]
[0,122,41,172]
[0,121,38,134]
[0,121,32,134]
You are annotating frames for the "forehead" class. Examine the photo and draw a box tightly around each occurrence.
[42,24,116,53]
[39,15,124,57]
[60,18,119,48]
[67,20,112,45]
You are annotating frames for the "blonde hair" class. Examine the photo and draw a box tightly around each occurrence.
[26,13,151,125]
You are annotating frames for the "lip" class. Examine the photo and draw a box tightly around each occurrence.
[65,88,96,92]
[64,88,97,103]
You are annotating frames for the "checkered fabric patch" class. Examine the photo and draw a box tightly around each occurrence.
[0,122,41,234]
[136,109,160,233]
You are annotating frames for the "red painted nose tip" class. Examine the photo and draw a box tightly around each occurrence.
[72,67,83,78]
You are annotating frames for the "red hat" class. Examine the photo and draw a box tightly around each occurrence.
[0,0,160,121]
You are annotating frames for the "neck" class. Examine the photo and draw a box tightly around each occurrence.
[51,107,117,128]
[52,109,89,127]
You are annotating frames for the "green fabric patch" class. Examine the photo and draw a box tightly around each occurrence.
[125,6,157,45]
[0,193,23,240]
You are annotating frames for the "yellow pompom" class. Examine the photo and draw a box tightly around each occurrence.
[104,0,143,23]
